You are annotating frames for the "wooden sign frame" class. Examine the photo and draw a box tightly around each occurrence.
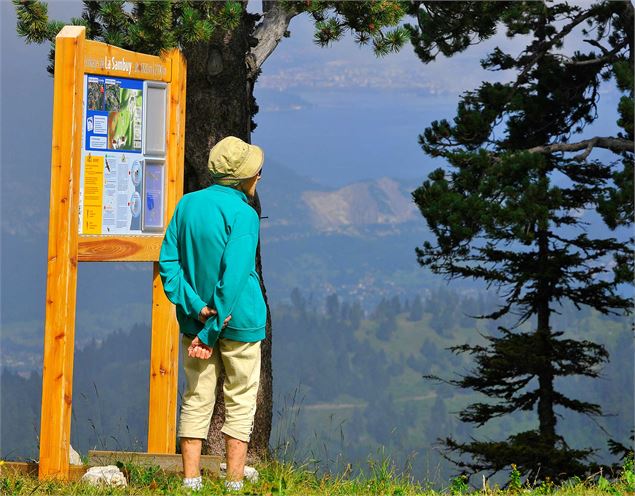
[39,26,187,480]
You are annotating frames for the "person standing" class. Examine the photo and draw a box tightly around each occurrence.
[158,136,266,492]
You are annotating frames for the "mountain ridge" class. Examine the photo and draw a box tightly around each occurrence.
[259,160,421,233]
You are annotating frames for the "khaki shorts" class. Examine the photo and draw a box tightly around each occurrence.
[177,334,261,443]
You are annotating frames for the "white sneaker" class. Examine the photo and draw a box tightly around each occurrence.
[183,475,203,491]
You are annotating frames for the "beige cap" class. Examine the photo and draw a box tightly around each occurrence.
[208,136,264,184]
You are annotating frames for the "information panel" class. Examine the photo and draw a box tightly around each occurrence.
[79,74,166,235]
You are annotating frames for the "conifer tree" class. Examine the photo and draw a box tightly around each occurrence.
[14,0,411,459]
[406,0,633,484]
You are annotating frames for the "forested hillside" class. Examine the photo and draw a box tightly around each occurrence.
[2,288,631,487]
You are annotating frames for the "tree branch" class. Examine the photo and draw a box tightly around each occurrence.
[583,38,612,56]
[558,40,628,66]
[527,137,634,160]
[247,1,300,79]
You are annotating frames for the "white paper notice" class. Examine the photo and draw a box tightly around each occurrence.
[90,136,107,149]
[93,115,108,135]
[102,155,117,232]
[116,155,133,230]
[117,193,130,229]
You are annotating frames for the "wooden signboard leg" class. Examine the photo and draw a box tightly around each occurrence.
[39,26,85,480]
[147,49,186,454]
[147,263,180,453]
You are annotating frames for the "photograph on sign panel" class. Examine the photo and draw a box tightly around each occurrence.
[87,77,104,111]
[108,87,142,152]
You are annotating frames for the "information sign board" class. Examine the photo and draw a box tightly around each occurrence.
[40,26,186,481]
[79,74,167,235]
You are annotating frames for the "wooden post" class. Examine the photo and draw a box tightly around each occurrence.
[147,49,186,453]
[147,266,180,453]
[39,26,85,480]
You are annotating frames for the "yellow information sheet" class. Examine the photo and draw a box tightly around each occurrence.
[82,154,104,234]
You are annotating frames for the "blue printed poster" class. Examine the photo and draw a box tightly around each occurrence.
[80,74,166,235]
[85,75,143,153]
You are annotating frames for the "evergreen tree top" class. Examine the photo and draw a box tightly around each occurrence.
[14,0,413,75]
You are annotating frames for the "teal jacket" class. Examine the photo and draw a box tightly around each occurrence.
[158,184,266,347]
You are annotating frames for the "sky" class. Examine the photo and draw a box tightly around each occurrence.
[250,3,622,185]
[0,1,628,328]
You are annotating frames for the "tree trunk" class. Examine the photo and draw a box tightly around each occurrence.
[181,6,271,461]
[535,228,557,447]
[533,11,557,452]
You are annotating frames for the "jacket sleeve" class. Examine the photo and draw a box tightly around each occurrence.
[197,208,259,347]
[158,202,207,320]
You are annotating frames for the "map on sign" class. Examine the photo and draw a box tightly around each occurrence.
[85,75,143,152]
[79,74,166,235]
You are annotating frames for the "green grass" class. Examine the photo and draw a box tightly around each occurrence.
[1,456,633,495]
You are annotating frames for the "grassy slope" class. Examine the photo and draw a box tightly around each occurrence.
[1,457,633,495]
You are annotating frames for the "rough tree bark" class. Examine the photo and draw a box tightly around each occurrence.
[180,1,298,461]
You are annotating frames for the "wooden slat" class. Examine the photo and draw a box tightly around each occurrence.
[166,49,187,215]
[84,40,172,82]
[39,25,85,481]
[2,462,88,481]
[147,265,180,453]
[88,451,221,475]
[147,49,186,454]
[78,235,163,262]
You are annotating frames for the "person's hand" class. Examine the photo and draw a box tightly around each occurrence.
[198,306,215,323]
[198,306,232,328]
[188,336,213,360]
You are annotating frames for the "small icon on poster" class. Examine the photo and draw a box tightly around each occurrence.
[130,192,141,218]
[131,160,142,186]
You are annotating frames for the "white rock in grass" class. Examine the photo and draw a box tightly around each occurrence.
[69,445,82,466]
[81,465,127,487]
[219,462,259,483]
[244,465,259,483]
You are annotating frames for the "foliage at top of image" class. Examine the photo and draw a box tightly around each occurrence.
[291,0,411,56]
[14,0,243,54]
[14,0,412,75]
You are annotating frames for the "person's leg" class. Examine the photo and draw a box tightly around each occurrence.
[181,437,203,490]
[178,334,221,481]
[218,339,262,483]
[181,438,203,478]
[225,434,248,482]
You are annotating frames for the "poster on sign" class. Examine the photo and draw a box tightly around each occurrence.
[85,75,143,152]
[79,73,166,235]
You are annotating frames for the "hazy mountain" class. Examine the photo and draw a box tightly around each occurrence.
[258,159,419,232]
[302,177,418,230]
[253,161,434,305]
